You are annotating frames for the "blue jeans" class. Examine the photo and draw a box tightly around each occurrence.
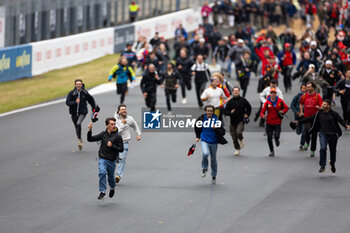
[98,158,116,193]
[116,142,129,178]
[319,132,338,168]
[201,141,218,177]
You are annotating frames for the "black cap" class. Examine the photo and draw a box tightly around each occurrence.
[270,79,277,84]
[126,42,133,46]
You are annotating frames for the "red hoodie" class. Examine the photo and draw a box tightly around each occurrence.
[260,96,289,125]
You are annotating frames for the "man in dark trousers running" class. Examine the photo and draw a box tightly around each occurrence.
[192,54,211,108]
[260,88,289,156]
[294,100,350,173]
[195,105,227,184]
[223,86,251,156]
[108,57,136,104]
[87,118,124,200]
[299,81,323,157]
[66,79,96,151]
[140,64,162,111]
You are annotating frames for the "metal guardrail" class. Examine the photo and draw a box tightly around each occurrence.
[1,0,193,47]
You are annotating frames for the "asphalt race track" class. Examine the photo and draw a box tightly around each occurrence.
[1,71,350,233]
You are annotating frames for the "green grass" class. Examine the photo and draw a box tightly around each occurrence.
[0,54,120,114]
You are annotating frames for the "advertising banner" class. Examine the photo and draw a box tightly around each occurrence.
[133,9,201,41]
[0,45,32,82]
[31,28,114,75]
[114,24,135,53]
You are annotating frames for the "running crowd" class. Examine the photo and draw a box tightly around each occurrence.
[66,0,350,197]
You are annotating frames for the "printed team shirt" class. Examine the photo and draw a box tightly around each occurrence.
[300,92,323,117]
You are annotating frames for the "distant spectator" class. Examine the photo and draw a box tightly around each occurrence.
[212,1,221,26]
[173,35,190,60]
[175,24,188,40]
[129,1,139,23]
[266,25,277,43]
[305,2,317,27]
[150,32,161,48]
[201,1,213,21]
[193,38,210,60]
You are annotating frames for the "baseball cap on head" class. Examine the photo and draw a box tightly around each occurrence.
[126,42,133,46]
[237,39,244,43]
[309,64,315,69]
[284,43,291,48]
[270,79,277,84]
[325,60,332,65]
[270,88,277,93]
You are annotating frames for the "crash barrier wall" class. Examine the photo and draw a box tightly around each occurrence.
[0,44,32,82]
[31,28,114,76]
[0,8,201,82]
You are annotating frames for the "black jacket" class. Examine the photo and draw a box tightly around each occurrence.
[319,67,341,87]
[298,109,347,138]
[236,58,254,80]
[161,65,181,90]
[223,96,252,125]
[66,87,96,115]
[334,78,350,102]
[87,129,124,161]
[176,56,194,78]
[140,70,162,93]
[194,114,228,145]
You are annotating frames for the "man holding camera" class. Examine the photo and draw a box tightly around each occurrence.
[87,118,124,200]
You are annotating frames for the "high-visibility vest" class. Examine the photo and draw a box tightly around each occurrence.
[129,4,139,13]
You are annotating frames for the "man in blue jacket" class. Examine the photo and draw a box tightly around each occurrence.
[195,105,227,184]
[108,57,136,104]
[66,79,96,151]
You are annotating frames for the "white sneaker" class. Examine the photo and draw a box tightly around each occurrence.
[239,139,245,149]
[182,98,187,104]
[234,150,240,156]
[201,169,207,177]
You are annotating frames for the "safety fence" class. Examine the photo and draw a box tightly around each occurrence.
[0,0,195,48]
[0,8,201,82]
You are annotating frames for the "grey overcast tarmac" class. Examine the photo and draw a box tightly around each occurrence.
[1,29,350,233]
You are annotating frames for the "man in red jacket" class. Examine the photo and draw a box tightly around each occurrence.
[260,88,289,156]
[299,81,323,157]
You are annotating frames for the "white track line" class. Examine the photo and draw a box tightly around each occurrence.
[0,79,141,118]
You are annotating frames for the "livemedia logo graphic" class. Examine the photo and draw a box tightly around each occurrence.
[143,110,162,129]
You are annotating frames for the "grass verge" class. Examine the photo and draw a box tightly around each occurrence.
[0,54,120,114]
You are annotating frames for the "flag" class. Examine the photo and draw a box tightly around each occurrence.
[187,143,196,156]
[91,105,100,122]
